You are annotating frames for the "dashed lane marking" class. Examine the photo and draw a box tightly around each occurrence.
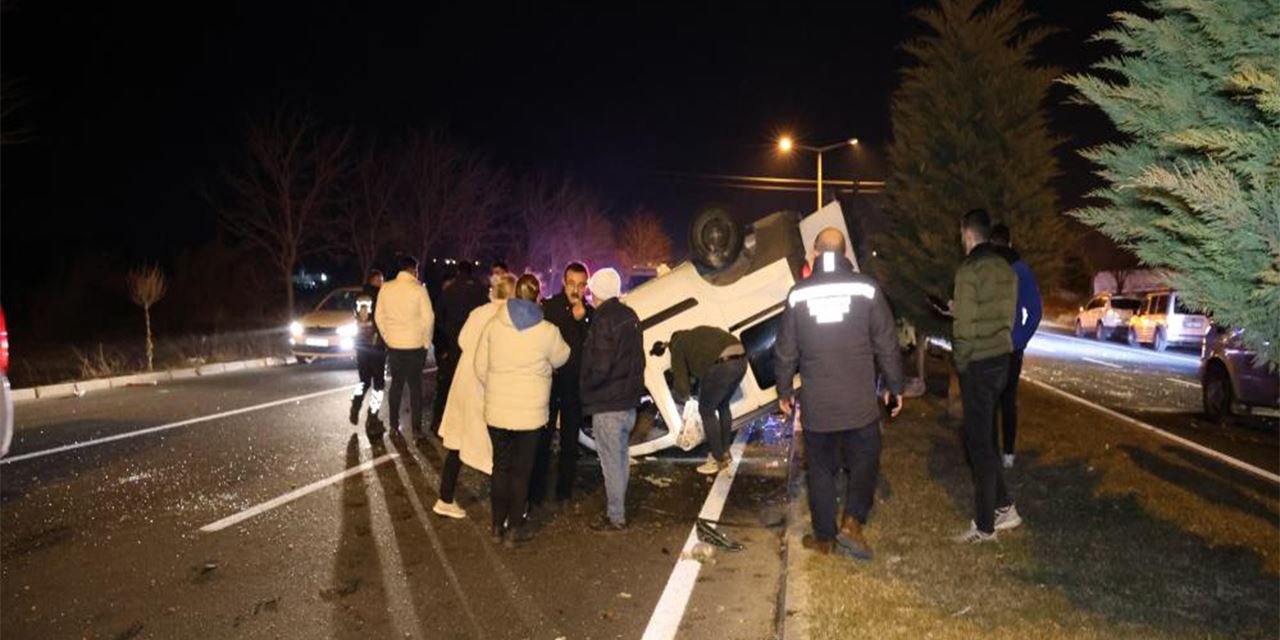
[199,452,400,532]
[1081,357,1124,369]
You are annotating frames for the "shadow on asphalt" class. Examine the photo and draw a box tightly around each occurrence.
[329,435,394,639]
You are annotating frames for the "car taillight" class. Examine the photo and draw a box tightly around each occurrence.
[0,308,8,374]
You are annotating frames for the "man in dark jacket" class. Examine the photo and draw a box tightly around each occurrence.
[533,262,593,511]
[431,261,489,435]
[662,325,747,476]
[775,228,903,559]
[579,268,645,531]
[989,224,1042,469]
[951,209,1022,544]
[352,269,386,440]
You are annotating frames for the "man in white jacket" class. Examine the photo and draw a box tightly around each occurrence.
[375,255,435,436]
[475,274,570,547]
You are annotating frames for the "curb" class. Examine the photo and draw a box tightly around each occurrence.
[18,355,295,402]
[781,442,812,640]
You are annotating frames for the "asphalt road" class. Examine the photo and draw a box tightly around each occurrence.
[1022,327,1279,474]
[1,361,790,640]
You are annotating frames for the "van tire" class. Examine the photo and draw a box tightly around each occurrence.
[689,206,744,271]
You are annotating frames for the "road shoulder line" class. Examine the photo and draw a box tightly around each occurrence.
[2,385,354,465]
[1021,376,1279,484]
[641,427,751,640]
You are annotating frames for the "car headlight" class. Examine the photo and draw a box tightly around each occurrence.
[336,323,358,338]
[290,321,304,338]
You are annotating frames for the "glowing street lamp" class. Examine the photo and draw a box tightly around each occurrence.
[777,135,860,210]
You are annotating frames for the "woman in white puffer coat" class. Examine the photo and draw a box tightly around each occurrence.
[475,274,570,547]
[431,272,517,520]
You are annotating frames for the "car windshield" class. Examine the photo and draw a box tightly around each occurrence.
[1110,298,1141,310]
[317,289,360,312]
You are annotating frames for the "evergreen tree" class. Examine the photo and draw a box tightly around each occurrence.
[1063,0,1279,366]
[875,0,1065,332]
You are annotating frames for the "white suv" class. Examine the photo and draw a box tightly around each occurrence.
[1127,290,1210,351]
[1075,293,1142,341]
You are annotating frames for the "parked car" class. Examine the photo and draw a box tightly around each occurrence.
[289,287,363,362]
[584,201,857,457]
[1074,293,1142,341]
[1,307,12,458]
[1127,290,1210,351]
[1200,326,1279,420]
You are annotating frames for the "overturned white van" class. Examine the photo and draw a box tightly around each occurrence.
[580,201,858,456]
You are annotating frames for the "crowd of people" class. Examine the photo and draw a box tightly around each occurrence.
[348,254,651,546]
[343,208,1041,556]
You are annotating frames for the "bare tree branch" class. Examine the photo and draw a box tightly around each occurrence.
[214,107,350,319]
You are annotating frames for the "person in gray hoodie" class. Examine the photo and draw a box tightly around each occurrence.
[475,274,571,547]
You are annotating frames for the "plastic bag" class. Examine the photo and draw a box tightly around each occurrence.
[676,399,705,451]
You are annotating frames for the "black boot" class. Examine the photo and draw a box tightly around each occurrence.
[349,396,364,426]
[365,411,385,440]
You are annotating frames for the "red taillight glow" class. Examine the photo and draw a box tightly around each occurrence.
[0,307,8,374]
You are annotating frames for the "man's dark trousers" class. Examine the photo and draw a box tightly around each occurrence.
[699,357,748,462]
[531,376,582,505]
[994,348,1024,456]
[431,347,458,433]
[387,347,426,434]
[960,354,1013,533]
[804,422,881,540]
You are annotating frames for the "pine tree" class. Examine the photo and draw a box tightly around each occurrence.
[1063,0,1279,366]
[875,0,1065,333]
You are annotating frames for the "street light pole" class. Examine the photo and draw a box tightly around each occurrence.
[777,136,859,210]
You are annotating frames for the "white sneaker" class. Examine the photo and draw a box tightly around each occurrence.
[1002,454,1015,469]
[696,455,723,475]
[994,504,1022,531]
[432,499,466,519]
[952,523,997,544]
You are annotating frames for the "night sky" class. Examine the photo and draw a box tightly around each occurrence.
[1,0,1132,317]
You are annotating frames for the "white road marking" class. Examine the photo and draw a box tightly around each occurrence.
[1081,357,1124,369]
[199,452,399,532]
[1166,377,1200,389]
[1021,376,1279,484]
[1035,331,1199,365]
[642,427,751,640]
[2,385,356,465]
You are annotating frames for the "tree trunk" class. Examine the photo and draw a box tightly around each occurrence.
[144,306,154,372]
[285,270,296,322]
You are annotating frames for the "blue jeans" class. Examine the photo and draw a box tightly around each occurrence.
[593,410,635,525]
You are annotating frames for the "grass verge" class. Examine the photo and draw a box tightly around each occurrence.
[799,379,1278,639]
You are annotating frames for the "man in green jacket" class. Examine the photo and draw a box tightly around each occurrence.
[659,326,747,476]
[951,209,1023,544]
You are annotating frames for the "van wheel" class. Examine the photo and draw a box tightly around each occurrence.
[1127,328,1139,347]
[689,205,744,271]
[1095,322,1106,341]
[1075,320,1085,338]
[1153,328,1168,352]
[1203,364,1234,421]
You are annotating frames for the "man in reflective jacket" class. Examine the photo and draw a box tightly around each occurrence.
[775,228,904,559]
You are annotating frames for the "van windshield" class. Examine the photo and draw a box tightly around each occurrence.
[1111,298,1141,311]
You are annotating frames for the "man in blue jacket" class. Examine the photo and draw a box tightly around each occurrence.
[989,224,1042,469]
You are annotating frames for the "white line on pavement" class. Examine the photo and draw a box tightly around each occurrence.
[1081,357,1124,369]
[2,385,357,465]
[1034,331,1199,365]
[199,452,399,532]
[642,427,751,640]
[1166,377,1200,389]
[1021,376,1279,484]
